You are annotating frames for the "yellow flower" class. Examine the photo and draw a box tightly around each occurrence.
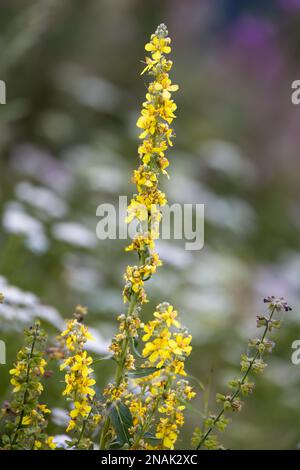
[72,351,93,378]
[142,320,159,341]
[138,139,167,165]
[136,106,158,138]
[125,199,148,223]
[156,418,178,449]
[143,328,172,366]
[79,376,96,397]
[184,385,196,400]
[46,436,56,450]
[145,35,172,61]
[66,419,76,432]
[125,234,155,252]
[154,305,180,328]
[132,167,157,190]
[149,74,179,100]
[70,400,91,419]
[159,99,177,124]
[169,333,192,357]
[37,358,47,375]
[60,312,96,435]
[175,412,184,426]
[103,382,127,401]
[10,377,21,393]
[170,359,187,376]
[22,415,32,426]
[129,399,147,425]
[34,440,42,449]
[80,324,94,341]
[141,56,157,75]
[62,372,76,396]
[36,382,44,393]
[9,363,26,377]
[135,190,167,209]
[38,404,51,414]
[93,414,102,425]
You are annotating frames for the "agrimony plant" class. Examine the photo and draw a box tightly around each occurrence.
[99,22,196,450]
[193,296,292,450]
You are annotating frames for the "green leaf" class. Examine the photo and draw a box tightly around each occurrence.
[109,402,133,445]
[1,435,10,445]
[178,398,204,417]
[131,338,143,358]
[186,373,205,391]
[108,439,123,449]
[127,367,160,378]
[93,354,114,364]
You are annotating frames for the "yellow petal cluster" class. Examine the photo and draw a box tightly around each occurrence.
[142,303,192,371]
[60,315,96,433]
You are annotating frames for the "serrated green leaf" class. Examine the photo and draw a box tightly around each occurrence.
[109,402,133,445]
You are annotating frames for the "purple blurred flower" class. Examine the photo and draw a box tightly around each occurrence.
[278,0,300,11]
[227,15,284,80]
[230,15,276,49]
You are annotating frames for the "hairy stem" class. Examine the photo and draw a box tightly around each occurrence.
[99,256,144,449]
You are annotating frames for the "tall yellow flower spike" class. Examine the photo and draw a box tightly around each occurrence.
[124,23,178,306]
[100,24,195,452]
[108,23,179,381]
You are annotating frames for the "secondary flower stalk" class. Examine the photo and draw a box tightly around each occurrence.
[194,296,292,450]
[3,321,55,450]
[60,306,102,449]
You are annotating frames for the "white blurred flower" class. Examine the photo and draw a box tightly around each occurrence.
[56,64,123,112]
[2,201,49,253]
[0,276,64,330]
[15,181,68,218]
[86,327,111,354]
[51,408,69,427]
[10,144,73,195]
[52,434,69,449]
[156,240,193,268]
[200,139,256,183]
[52,222,97,248]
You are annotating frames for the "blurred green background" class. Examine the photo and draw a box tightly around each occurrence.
[1,0,300,450]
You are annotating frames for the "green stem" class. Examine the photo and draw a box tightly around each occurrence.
[76,405,93,448]
[196,307,276,450]
[99,294,138,449]
[132,374,170,449]
[132,398,160,449]
[99,229,150,449]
